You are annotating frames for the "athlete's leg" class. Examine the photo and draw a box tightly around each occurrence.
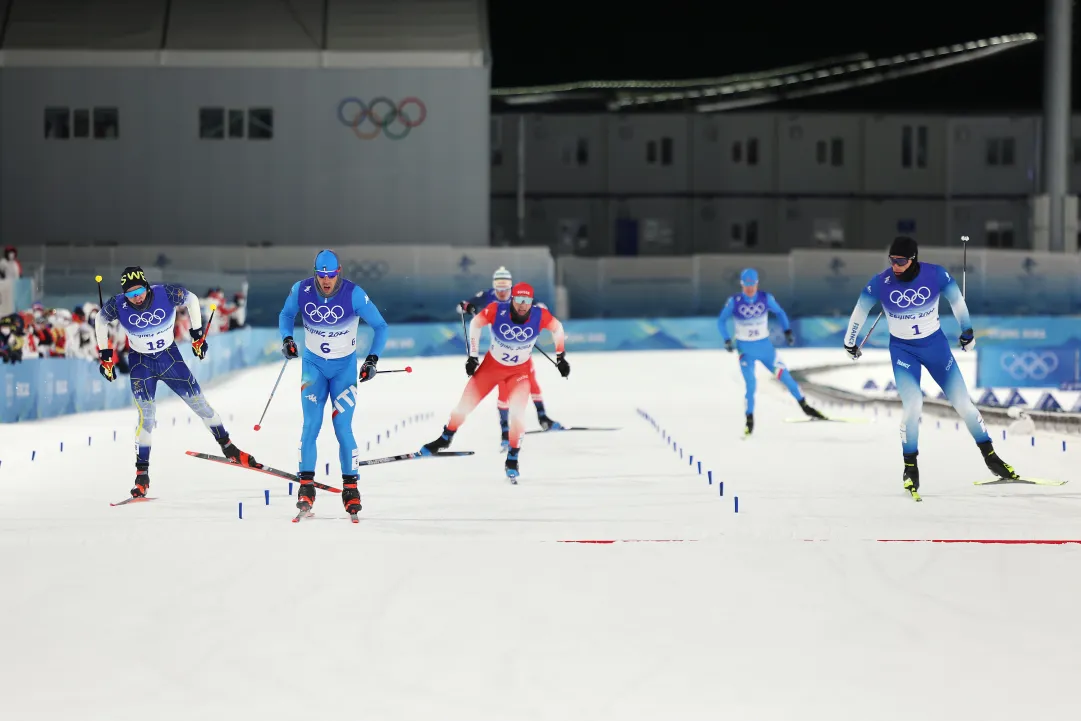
[921,335,990,444]
[890,342,923,456]
[737,347,758,415]
[762,345,803,401]
[496,380,510,438]
[326,359,360,475]
[158,345,227,442]
[128,352,161,469]
[448,357,501,431]
[298,358,331,474]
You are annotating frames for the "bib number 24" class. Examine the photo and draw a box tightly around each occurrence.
[501,353,519,363]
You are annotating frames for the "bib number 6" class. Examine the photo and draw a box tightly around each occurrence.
[320,342,331,354]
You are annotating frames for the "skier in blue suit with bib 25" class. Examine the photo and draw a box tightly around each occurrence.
[279,250,388,519]
[718,268,825,436]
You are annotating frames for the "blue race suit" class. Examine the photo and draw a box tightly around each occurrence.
[279,278,388,475]
[845,262,989,455]
[99,284,227,466]
[718,290,803,414]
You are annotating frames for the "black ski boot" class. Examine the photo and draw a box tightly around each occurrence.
[296,471,316,512]
[341,475,361,518]
[800,399,827,420]
[505,447,520,482]
[130,464,150,498]
[421,426,455,455]
[538,414,564,431]
[902,453,920,493]
[978,441,1020,480]
[744,414,754,436]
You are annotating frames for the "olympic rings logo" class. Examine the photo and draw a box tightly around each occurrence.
[127,309,166,328]
[499,324,534,342]
[737,303,766,318]
[347,260,389,281]
[999,351,1059,380]
[304,303,345,323]
[336,97,427,140]
[889,287,931,308]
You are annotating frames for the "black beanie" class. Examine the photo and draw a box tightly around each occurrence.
[120,266,149,293]
[888,236,918,260]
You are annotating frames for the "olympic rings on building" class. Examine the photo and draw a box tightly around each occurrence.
[889,287,932,309]
[999,351,1060,380]
[348,260,389,281]
[336,97,427,140]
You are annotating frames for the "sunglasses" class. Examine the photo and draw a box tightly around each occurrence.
[315,269,340,279]
[889,256,913,266]
[512,295,533,304]
[124,287,147,298]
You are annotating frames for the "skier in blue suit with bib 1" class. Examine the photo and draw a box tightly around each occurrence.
[279,250,388,519]
[719,268,825,436]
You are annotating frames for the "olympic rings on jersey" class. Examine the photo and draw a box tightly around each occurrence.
[336,97,427,140]
[999,351,1059,380]
[127,309,166,328]
[737,302,766,318]
[499,324,534,342]
[304,303,345,323]
[889,287,932,308]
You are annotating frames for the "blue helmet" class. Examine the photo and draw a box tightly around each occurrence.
[739,268,759,286]
[314,249,341,274]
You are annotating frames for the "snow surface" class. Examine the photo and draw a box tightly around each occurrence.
[1,349,1079,721]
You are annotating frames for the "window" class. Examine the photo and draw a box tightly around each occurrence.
[730,223,742,242]
[647,138,673,166]
[916,126,928,168]
[660,137,673,166]
[73,109,90,139]
[986,137,1016,166]
[816,140,827,164]
[44,107,70,139]
[490,118,503,167]
[986,220,1015,248]
[646,140,657,164]
[731,141,743,163]
[576,138,590,166]
[746,138,759,166]
[247,108,273,140]
[93,107,119,139]
[902,126,913,168]
[830,137,844,166]
[813,218,845,247]
[745,220,759,248]
[228,109,245,139]
[902,125,929,169]
[1073,138,1081,164]
[1001,137,1015,165]
[199,107,225,139]
[986,138,999,165]
[730,221,759,249]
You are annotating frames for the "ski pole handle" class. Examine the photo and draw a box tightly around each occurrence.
[376,366,413,374]
[253,357,290,431]
[94,275,104,307]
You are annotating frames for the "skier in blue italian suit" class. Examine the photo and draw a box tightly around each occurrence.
[95,266,262,500]
[718,268,825,436]
[844,236,1020,494]
[279,249,388,517]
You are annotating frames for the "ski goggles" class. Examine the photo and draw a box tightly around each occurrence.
[889,256,914,266]
[511,294,534,304]
[124,287,148,298]
[315,268,340,279]
[493,280,512,291]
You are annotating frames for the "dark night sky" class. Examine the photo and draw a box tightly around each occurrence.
[487,2,1062,112]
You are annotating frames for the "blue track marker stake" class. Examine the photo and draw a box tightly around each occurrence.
[172,417,176,426]
[395,424,398,432]
[386,429,390,438]
[689,454,693,466]
[1063,440,1067,452]
[367,441,370,451]
[59,442,63,453]
[936,420,940,429]
[1031,436,1035,447]
[238,502,243,520]
[288,482,294,495]
[265,490,270,505]
[377,434,381,444]
[114,430,117,441]
[1003,429,1007,440]
[325,462,330,475]
[719,482,724,497]
[697,461,702,474]
[708,470,713,485]
[955,422,959,431]
[31,450,36,461]
[734,496,739,513]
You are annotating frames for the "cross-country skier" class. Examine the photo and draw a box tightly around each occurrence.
[459,266,562,446]
[278,249,388,519]
[95,266,262,499]
[427,282,569,481]
[718,268,824,435]
[844,236,1020,497]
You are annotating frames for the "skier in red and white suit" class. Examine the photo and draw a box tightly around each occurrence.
[421,282,570,480]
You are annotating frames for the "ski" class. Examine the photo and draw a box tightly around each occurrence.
[907,488,923,502]
[186,451,343,493]
[349,512,359,524]
[784,417,870,424]
[110,497,157,507]
[384,450,475,466]
[973,477,1068,486]
[525,426,620,435]
[291,510,314,523]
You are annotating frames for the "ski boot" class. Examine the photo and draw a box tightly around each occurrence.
[978,441,1020,480]
[538,414,563,431]
[219,436,263,468]
[296,471,316,514]
[902,453,921,500]
[744,413,754,436]
[500,428,510,451]
[130,464,150,498]
[342,475,361,522]
[505,447,520,483]
[800,399,827,420]
[421,426,455,456]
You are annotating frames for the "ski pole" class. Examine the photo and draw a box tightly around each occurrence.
[533,345,568,379]
[95,275,105,307]
[853,312,883,359]
[376,367,413,374]
[960,234,969,297]
[254,357,290,431]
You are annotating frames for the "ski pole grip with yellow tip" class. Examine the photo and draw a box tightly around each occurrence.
[95,275,104,307]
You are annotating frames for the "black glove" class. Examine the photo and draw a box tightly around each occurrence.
[190,327,208,360]
[99,349,116,382]
[465,355,479,376]
[556,352,570,378]
[358,354,378,382]
[724,338,734,352]
[844,343,862,361]
[282,336,298,359]
[959,329,975,351]
[784,329,795,347]
[459,300,477,315]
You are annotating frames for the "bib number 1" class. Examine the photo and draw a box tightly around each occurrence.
[911,325,920,335]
